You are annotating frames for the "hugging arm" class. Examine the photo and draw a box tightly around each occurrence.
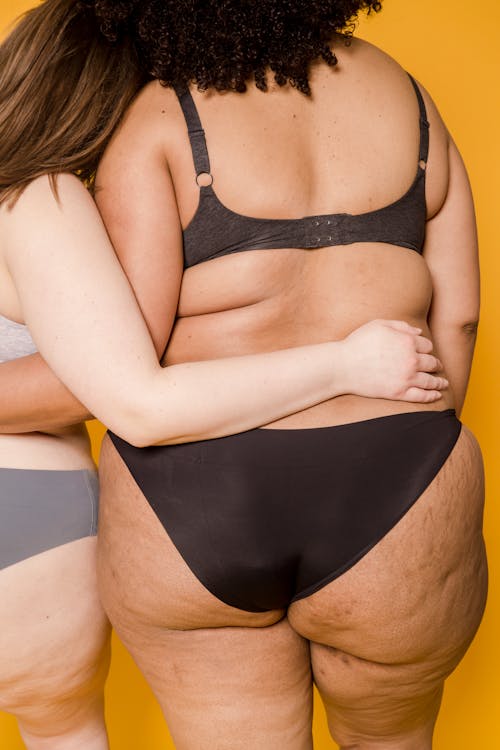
[3,172,445,447]
[0,353,91,433]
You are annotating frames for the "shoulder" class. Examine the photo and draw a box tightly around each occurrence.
[340,36,446,125]
[98,80,185,163]
[1,173,106,272]
[339,36,451,216]
[2,174,94,230]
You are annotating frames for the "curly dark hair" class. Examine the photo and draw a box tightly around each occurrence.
[93,1,382,95]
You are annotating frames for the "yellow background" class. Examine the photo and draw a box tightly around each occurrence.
[1,0,499,746]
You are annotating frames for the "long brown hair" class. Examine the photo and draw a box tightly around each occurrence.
[0,0,148,204]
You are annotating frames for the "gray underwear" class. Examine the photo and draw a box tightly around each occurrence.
[0,468,98,570]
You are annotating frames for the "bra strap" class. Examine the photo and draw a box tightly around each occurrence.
[407,73,430,164]
[176,76,428,180]
[175,87,212,181]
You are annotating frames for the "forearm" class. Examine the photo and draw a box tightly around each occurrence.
[120,341,339,447]
[428,320,477,416]
[0,353,91,433]
[125,322,442,448]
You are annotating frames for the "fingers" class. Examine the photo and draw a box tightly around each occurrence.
[403,387,443,403]
[382,320,422,334]
[417,353,442,373]
[415,335,434,354]
[379,321,435,356]
[412,372,449,391]
[402,371,449,402]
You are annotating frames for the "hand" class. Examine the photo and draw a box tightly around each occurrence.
[338,320,448,403]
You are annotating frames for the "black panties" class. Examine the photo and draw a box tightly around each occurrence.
[109,409,461,612]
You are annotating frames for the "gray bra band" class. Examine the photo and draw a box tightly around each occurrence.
[0,313,37,363]
[0,468,98,570]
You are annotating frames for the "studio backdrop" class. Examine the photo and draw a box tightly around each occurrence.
[0,0,498,747]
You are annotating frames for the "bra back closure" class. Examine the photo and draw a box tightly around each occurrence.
[175,74,430,269]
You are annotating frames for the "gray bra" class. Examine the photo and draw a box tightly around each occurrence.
[0,313,37,363]
[176,73,429,269]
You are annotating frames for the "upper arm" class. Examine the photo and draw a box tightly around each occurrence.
[420,84,479,412]
[413,79,479,328]
[95,82,184,358]
[3,174,160,435]
[424,135,479,330]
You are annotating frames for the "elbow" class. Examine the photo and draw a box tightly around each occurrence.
[102,384,188,447]
[118,430,151,449]
[111,418,158,449]
[432,316,479,338]
[126,427,173,449]
[107,407,182,448]
[129,426,190,448]
[114,420,192,449]
[462,320,479,337]
[102,400,154,447]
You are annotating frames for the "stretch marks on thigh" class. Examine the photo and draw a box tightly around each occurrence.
[108,409,461,612]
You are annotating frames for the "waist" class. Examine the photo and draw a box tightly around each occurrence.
[165,326,455,430]
[0,425,95,471]
[108,409,461,469]
[261,393,456,429]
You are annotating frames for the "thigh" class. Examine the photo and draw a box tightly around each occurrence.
[0,537,110,725]
[97,435,284,631]
[119,616,313,750]
[288,426,487,746]
[97,437,313,749]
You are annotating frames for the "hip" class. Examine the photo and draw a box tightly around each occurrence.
[0,425,95,471]
[261,391,456,429]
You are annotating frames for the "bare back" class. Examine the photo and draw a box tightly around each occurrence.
[99,37,464,429]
